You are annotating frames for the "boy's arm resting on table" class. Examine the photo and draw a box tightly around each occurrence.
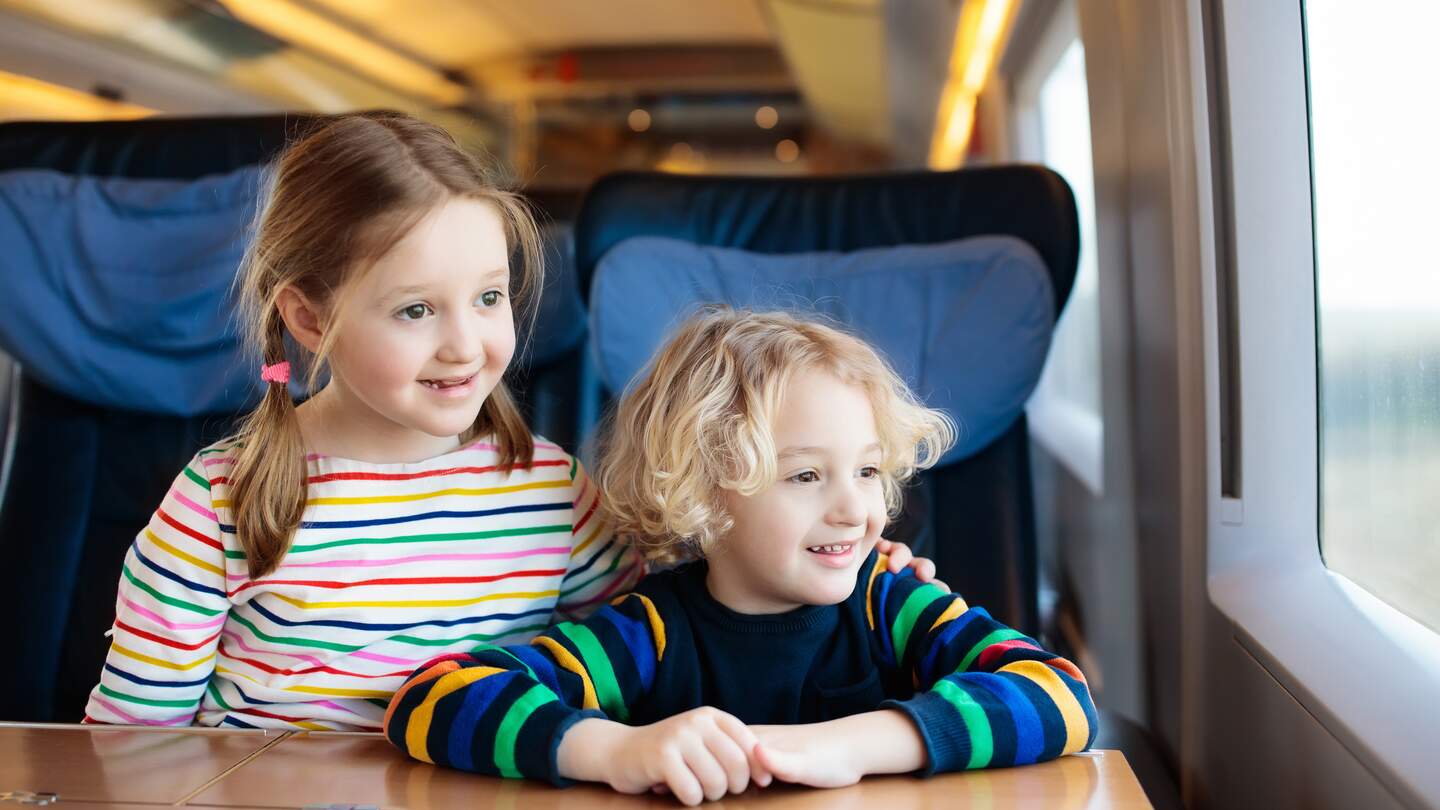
[550,459,646,623]
[869,553,1099,774]
[83,455,229,725]
[382,591,665,784]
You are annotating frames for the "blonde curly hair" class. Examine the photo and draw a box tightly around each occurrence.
[594,306,956,565]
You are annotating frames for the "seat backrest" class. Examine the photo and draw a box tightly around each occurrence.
[0,115,588,721]
[573,168,1079,634]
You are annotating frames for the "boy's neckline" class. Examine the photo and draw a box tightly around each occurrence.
[675,552,878,634]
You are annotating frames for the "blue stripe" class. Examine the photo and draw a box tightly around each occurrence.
[598,604,657,691]
[132,545,226,598]
[969,672,1045,766]
[217,501,570,534]
[920,607,987,683]
[221,715,260,729]
[246,598,553,632]
[446,669,521,771]
[504,645,565,699]
[873,568,909,667]
[104,663,208,690]
[560,537,617,585]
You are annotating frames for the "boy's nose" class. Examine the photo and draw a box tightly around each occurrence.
[826,481,869,527]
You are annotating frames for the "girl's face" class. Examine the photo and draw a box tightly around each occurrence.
[706,370,889,614]
[319,197,515,460]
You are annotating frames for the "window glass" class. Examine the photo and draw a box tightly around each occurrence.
[1308,1,1440,634]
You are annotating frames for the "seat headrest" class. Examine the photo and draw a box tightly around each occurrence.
[590,235,1055,466]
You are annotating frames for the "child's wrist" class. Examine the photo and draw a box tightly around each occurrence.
[556,717,627,783]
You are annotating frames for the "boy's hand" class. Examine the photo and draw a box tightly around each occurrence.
[750,723,866,788]
[558,709,771,806]
[875,538,949,592]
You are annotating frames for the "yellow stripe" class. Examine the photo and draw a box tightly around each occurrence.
[113,643,215,672]
[611,593,667,662]
[532,635,598,709]
[864,553,889,630]
[144,529,225,577]
[213,667,391,700]
[212,479,570,509]
[999,659,1090,754]
[569,521,605,559]
[925,598,970,635]
[270,590,558,610]
[407,666,507,763]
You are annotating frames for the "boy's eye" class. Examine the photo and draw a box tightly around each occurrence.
[790,470,820,484]
[397,303,432,321]
[479,290,502,307]
[859,465,881,479]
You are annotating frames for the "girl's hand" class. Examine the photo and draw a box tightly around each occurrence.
[560,709,770,806]
[750,723,866,789]
[874,538,949,592]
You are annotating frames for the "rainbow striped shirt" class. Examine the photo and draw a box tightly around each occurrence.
[83,436,645,731]
[385,551,1097,781]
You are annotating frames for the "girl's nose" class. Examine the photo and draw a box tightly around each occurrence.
[436,314,486,366]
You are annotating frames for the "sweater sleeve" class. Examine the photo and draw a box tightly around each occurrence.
[550,458,646,622]
[83,455,230,725]
[863,554,1099,774]
[384,590,668,784]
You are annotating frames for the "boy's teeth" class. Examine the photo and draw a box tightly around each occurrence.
[808,544,849,553]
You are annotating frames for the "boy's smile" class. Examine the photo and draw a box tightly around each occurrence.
[706,369,888,614]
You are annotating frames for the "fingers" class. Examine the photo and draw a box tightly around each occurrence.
[753,742,800,785]
[681,741,733,803]
[881,540,912,573]
[715,711,771,788]
[930,576,950,593]
[659,748,704,807]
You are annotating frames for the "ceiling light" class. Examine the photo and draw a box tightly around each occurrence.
[755,105,779,129]
[628,108,651,132]
[928,0,1014,169]
[0,70,153,120]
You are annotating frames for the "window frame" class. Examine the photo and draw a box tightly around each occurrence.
[1199,1,1440,804]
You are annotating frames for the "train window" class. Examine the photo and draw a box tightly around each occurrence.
[1014,7,1103,494]
[1308,2,1440,635]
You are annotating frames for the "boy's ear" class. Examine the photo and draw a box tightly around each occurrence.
[275,286,325,354]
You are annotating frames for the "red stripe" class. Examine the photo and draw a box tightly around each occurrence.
[573,489,598,534]
[306,460,568,484]
[228,567,567,596]
[217,642,411,679]
[977,638,1042,670]
[210,477,230,486]
[156,507,223,552]
[116,620,222,651]
[232,707,330,724]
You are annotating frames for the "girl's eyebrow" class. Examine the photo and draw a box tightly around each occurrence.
[377,269,509,304]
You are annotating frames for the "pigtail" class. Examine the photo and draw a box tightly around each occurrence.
[228,310,309,580]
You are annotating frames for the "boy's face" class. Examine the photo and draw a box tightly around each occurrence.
[707,369,888,614]
[320,197,515,459]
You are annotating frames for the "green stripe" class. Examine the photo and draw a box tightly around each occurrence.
[183,466,213,491]
[197,444,237,457]
[99,684,195,709]
[389,624,549,648]
[891,585,945,665]
[558,542,628,598]
[121,564,223,617]
[557,624,627,722]
[206,680,232,711]
[958,628,1025,672]
[221,524,571,558]
[933,679,994,769]
[569,456,578,480]
[227,612,361,653]
[494,683,556,777]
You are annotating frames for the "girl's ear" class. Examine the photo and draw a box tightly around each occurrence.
[275,286,325,354]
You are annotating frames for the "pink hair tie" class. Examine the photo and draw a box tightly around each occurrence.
[260,361,291,385]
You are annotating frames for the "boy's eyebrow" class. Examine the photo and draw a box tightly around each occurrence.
[778,442,883,459]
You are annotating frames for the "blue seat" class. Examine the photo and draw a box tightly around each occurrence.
[0,115,588,722]
[573,168,1079,637]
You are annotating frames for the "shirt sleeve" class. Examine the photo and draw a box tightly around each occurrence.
[863,554,1099,774]
[83,455,230,725]
[550,458,646,622]
[383,591,667,784]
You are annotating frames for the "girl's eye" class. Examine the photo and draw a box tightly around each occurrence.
[790,470,820,484]
[397,303,432,321]
[479,290,503,307]
[859,465,881,479]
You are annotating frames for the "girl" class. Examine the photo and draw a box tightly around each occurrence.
[84,113,933,731]
[383,308,1097,806]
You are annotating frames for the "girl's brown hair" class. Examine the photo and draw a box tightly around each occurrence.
[229,111,544,579]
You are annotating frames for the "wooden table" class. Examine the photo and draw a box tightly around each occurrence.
[0,723,1151,808]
